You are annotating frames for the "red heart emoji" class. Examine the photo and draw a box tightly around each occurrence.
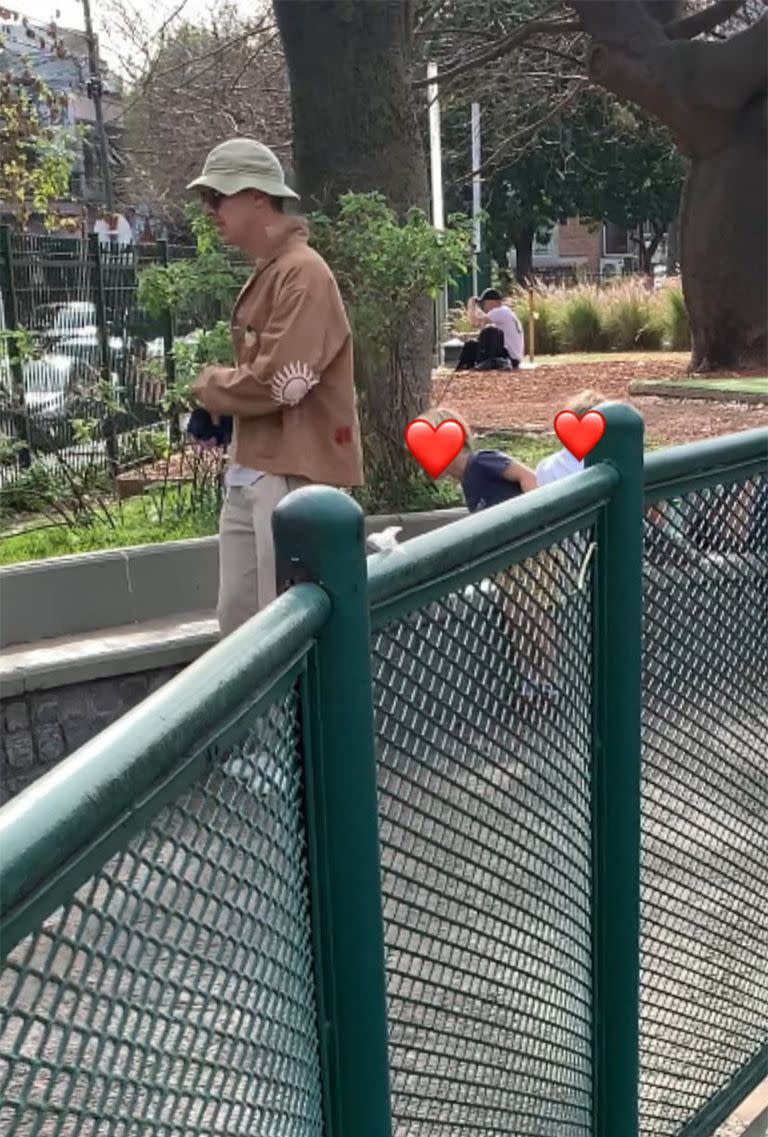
[405,418,466,479]
[554,410,606,461]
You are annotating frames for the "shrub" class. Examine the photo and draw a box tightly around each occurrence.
[511,288,562,356]
[662,278,691,350]
[603,280,666,351]
[438,276,692,357]
[557,286,606,352]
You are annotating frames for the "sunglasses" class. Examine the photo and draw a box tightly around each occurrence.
[199,189,227,211]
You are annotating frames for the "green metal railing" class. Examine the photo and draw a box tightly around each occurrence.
[1,406,766,1136]
[640,429,768,1137]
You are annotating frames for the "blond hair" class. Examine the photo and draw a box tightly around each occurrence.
[565,389,607,416]
[419,406,473,449]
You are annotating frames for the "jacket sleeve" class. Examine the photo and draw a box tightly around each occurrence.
[192,280,347,418]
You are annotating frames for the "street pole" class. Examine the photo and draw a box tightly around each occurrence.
[427,62,446,365]
[82,0,115,214]
[471,102,481,298]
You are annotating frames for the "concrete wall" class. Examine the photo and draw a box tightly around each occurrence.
[0,505,467,802]
[0,509,466,650]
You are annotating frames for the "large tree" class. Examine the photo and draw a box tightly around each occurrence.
[273,0,434,502]
[566,0,766,369]
[419,0,766,370]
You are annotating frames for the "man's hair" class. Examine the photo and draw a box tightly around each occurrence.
[566,389,607,416]
[478,288,503,304]
[420,406,473,450]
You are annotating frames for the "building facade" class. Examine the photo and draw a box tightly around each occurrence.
[0,17,124,232]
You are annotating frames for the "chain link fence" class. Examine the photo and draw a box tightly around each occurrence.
[640,472,768,1136]
[1,423,766,1137]
[0,690,324,1137]
[372,531,596,1135]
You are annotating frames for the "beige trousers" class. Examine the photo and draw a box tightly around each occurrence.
[217,474,308,638]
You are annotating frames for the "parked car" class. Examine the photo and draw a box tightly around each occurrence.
[1,300,158,418]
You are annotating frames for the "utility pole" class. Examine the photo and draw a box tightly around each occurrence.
[471,102,481,298]
[82,0,114,214]
[427,62,446,366]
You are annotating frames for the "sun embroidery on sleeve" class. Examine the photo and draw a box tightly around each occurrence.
[271,361,319,406]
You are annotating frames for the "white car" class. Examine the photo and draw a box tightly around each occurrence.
[1,300,128,418]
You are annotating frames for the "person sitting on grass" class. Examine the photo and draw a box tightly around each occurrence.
[456,289,524,372]
[420,406,537,511]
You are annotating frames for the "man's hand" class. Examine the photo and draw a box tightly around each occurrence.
[467,296,487,328]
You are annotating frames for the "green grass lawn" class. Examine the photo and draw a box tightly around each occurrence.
[0,433,562,566]
[630,376,768,398]
[477,432,559,466]
[0,493,219,566]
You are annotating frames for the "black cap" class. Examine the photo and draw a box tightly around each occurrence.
[479,288,502,303]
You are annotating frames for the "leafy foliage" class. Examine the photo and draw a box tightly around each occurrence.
[446,89,686,283]
[0,21,78,227]
[310,192,473,509]
[310,192,473,352]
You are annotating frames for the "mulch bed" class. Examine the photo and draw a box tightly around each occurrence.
[118,358,768,497]
[431,358,768,445]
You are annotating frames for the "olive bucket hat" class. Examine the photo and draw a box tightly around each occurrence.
[187,139,299,199]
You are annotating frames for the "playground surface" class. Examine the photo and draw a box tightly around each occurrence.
[432,354,768,445]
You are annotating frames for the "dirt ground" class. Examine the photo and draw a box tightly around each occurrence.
[431,355,768,445]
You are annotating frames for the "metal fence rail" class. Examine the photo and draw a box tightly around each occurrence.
[1,409,766,1137]
[371,533,596,1135]
[0,585,332,1137]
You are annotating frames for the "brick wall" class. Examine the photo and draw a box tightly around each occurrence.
[1,666,183,804]
[557,219,603,272]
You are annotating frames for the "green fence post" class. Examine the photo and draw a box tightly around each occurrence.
[273,485,392,1137]
[587,402,645,1137]
[89,232,119,475]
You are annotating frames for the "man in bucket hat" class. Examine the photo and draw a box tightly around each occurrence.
[187,139,363,637]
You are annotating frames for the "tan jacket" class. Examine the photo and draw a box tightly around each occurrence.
[193,216,364,486]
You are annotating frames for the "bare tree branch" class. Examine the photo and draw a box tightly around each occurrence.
[463,80,586,179]
[412,14,582,89]
[665,0,750,39]
[567,1,668,51]
[414,0,451,35]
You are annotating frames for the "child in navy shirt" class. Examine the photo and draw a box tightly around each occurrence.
[421,407,537,510]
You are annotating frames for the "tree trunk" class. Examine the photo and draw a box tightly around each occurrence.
[666,211,680,274]
[680,100,767,370]
[567,2,768,372]
[274,0,433,507]
[514,228,535,285]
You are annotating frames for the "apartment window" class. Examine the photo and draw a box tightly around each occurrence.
[534,228,559,256]
[604,222,630,255]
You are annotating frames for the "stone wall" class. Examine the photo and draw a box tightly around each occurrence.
[1,666,182,804]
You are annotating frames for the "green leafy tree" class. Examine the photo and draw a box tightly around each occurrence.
[459,91,685,285]
[0,20,77,227]
[570,95,686,274]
